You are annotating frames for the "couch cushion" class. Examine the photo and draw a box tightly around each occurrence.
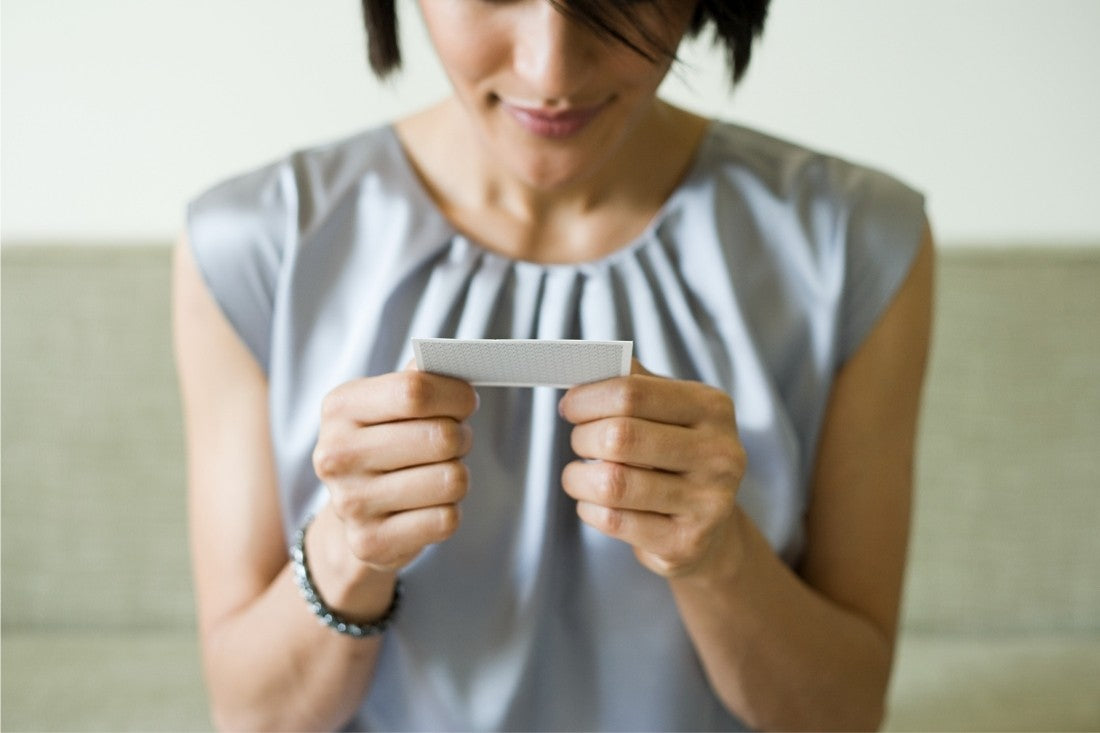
[902,248,1100,634]
[1,245,192,630]
[0,631,210,731]
[884,633,1100,731]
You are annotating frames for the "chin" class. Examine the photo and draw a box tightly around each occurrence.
[497,131,616,192]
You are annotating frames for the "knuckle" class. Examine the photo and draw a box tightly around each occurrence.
[603,419,635,458]
[459,384,479,417]
[707,388,736,422]
[683,527,710,560]
[328,487,354,520]
[569,426,585,457]
[721,446,747,484]
[731,442,748,475]
[433,505,461,540]
[312,442,349,480]
[320,386,349,421]
[346,524,383,563]
[658,551,690,575]
[395,372,433,412]
[458,423,474,455]
[311,444,330,477]
[429,419,464,456]
[599,506,624,534]
[440,461,469,502]
[560,460,580,493]
[613,380,646,415]
[327,488,349,517]
[646,554,681,577]
[661,537,697,571]
[705,487,736,522]
[678,516,719,563]
[703,433,742,476]
[599,462,629,505]
[356,521,411,569]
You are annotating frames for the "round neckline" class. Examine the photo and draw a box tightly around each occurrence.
[382,119,717,274]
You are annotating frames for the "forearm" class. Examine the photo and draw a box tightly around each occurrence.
[200,511,396,731]
[670,508,894,731]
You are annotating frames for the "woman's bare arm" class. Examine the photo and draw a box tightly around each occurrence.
[669,228,935,730]
[173,235,391,731]
[561,226,934,730]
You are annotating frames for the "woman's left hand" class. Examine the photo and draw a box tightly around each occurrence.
[559,360,747,579]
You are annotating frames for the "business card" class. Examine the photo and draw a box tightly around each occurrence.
[412,338,633,388]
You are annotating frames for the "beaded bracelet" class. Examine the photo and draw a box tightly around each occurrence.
[290,518,402,638]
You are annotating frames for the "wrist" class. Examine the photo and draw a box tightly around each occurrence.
[304,507,399,624]
[671,507,753,591]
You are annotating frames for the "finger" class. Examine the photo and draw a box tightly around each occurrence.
[345,504,462,570]
[569,416,700,472]
[560,460,684,514]
[331,460,469,521]
[315,418,472,476]
[559,373,732,428]
[322,370,478,426]
[575,501,680,557]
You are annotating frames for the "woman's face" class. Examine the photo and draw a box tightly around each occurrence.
[418,0,697,192]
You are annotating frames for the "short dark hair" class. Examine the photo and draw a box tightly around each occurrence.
[360,0,770,85]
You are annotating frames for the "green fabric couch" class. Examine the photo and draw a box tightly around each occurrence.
[2,244,1098,731]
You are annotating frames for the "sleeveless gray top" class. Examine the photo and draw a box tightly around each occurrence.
[188,120,925,731]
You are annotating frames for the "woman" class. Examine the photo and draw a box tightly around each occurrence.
[174,1,934,730]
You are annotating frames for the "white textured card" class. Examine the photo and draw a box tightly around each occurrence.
[413,338,633,388]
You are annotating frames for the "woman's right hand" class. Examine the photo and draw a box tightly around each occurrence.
[312,365,479,576]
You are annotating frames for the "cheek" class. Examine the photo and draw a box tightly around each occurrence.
[599,32,681,94]
[601,54,675,99]
[437,43,504,92]
[421,10,508,93]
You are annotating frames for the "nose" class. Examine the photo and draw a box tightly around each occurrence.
[512,2,595,104]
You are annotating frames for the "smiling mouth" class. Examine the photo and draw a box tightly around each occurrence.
[498,99,609,140]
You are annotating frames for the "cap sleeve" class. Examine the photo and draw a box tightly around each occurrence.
[836,167,927,366]
[185,161,295,373]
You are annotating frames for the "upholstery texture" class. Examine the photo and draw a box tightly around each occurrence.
[2,247,191,630]
[885,635,1100,731]
[2,244,1098,731]
[901,249,1100,635]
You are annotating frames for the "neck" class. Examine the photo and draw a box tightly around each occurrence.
[396,97,708,262]
[457,97,701,220]
[499,101,666,217]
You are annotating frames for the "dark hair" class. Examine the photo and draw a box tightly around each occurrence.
[360,1,770,85]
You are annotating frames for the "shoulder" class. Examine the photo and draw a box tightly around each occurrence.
[682,121,929,365]
[187,124,406,245]
[183,125,411,370]
[688,120,926,282]
[697,120,925,238]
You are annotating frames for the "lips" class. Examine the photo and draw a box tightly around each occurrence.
[499,100,608,140]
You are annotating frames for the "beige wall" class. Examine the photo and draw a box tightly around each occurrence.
[3,0,1099,244]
